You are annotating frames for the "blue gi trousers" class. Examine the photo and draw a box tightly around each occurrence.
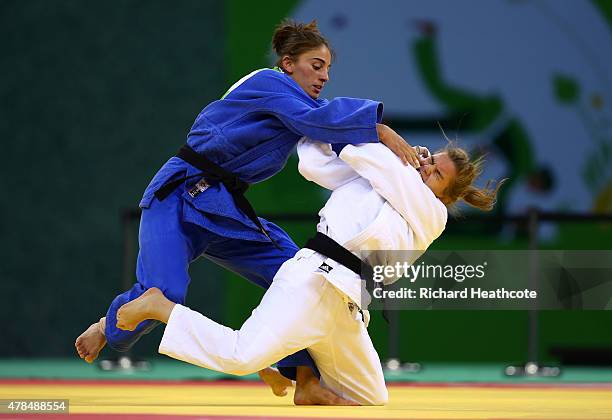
[104,187,317,379]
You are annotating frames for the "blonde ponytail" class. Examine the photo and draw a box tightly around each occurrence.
[442,145,505,212]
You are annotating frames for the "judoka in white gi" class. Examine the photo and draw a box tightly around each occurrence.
[115,138,500,405]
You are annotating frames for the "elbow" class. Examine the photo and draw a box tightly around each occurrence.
[412,209,446,243]
[431,214,447,240]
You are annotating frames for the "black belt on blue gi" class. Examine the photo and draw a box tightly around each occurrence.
[154,144,280,249]
[304,232,389,322]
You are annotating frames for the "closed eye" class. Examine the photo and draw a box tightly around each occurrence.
[430,155,442,179]
[311,57,330,73]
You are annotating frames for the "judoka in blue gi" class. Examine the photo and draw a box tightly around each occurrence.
[75,20,416,404]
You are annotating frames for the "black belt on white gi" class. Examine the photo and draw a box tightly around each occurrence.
[154,144,280,249]
[304,232,389,322]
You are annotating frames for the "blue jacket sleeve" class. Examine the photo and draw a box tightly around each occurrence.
[227,70,384,145]
[260,94,383,145]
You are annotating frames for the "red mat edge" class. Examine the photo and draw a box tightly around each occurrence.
[0,378,611,390]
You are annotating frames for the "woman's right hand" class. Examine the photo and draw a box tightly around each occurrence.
[376,124,421,168]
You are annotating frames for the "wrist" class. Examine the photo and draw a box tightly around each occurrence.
[376,124,389,143]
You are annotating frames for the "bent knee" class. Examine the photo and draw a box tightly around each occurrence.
[372,389,389,406]
[225,361,260,377]
[226,367,258,376]
[361,387,388,406]
[222,353,266,377]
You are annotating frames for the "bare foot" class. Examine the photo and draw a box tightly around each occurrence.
[294,377,359,406]
[116,287,164,331]
[258,367,293,397]
[75,317,107,363]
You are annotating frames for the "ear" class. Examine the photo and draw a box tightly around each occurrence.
[281,55,294,74]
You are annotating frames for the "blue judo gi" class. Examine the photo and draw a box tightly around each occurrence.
[104,67,383,378]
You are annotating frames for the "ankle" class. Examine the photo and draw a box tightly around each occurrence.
[156,300,175,324]
[296,366,318,387]
[97,318,106,337]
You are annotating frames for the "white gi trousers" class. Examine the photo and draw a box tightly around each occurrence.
[159,249,388,406]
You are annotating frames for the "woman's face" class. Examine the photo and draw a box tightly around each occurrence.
[418,152,457,203]
[282,45,331,99]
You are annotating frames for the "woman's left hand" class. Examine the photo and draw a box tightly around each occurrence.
[377,124,421,168]
[414,145,431,166]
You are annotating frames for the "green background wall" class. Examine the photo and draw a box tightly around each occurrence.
[0,0,227,357]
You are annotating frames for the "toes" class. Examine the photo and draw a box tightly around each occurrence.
[116,315,126,330]
[75,343,85,358]
[117,321,133,331]
[272,387,288,397]
[84,350,99,363]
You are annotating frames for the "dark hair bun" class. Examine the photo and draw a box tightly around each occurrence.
[272,19,333,68]
[272,20,322,56]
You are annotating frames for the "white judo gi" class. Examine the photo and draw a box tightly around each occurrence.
[158,140,448,405]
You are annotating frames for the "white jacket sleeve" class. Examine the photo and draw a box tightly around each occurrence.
[339,143,447,245]
[297,137,360,191]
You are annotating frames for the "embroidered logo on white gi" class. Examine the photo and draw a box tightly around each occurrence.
[317,262,333,273]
